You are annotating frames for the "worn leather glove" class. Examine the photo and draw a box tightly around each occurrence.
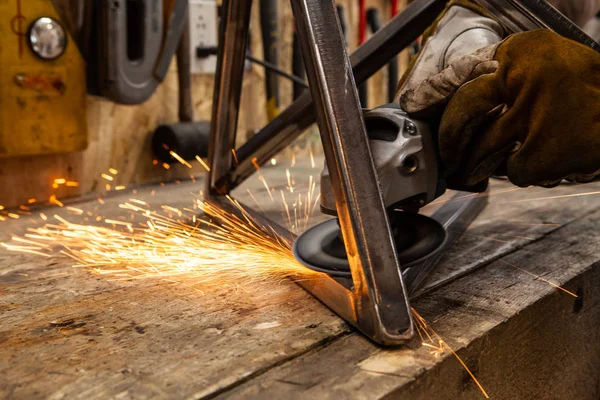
[400,29,600,188]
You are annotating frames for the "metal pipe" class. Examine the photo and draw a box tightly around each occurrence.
[290,0,413,344]
[292,27,307,100]
[473,0,600,51]
[176,6,194,122]
[206,0,253,196]
[260,0,280,120]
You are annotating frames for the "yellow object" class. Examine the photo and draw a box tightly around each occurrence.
[266,97,280,122]
[0,0,87,157]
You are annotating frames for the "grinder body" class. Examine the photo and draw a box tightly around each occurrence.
[294,105,448,277]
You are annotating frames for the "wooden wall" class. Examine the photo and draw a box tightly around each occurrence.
[0,0,405,209]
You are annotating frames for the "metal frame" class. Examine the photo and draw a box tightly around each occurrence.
[205,0,599,346]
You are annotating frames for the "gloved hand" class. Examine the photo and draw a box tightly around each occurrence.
[399,29,600,188]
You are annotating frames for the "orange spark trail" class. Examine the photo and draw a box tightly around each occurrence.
[412,309,490,399]
[3,196,318,291]
[195,156,211,172]
[170,151,192,168]
[426,187,524,208]
[500,190,600,204]
[498,260,577,298]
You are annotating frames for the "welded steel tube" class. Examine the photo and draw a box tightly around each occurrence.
[206,0,253,195]
[291,0,414,345]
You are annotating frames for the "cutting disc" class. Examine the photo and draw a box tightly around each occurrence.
[293,211,447,277]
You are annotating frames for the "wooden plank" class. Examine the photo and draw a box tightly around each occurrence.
[1,162,599,399]
[220,208,600,399]
[416,180,600,296]
[0,181,349,399]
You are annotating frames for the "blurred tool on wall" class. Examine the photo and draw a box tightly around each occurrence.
[357,0,368,106]
[0,0,88,157]
[292,22,307,101]
[387,0,400,103]
[152,0,212,165]
[364,5,400,104]
[584,10,600,40]
[0,0,208,161]
[260,0,280,121]
[89,0,188,104]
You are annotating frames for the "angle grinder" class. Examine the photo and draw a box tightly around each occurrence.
[293,104,448,277]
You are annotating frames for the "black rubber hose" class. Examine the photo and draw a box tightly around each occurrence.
[152,122,211,162]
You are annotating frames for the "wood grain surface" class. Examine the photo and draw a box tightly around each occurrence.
[1,161,599,399]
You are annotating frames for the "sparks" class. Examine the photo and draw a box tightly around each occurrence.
[101,173,114,181]
[66,181,79,187]
[412,309,489,398]
[66,207,84,215]
[109,168,118,175]
[309,148,316,168]
[195,156,211,172]
[501,190,600,204]
[49,195,64,207]
[4,196,318,291]
[498,260,578,298]
[170,151,192,168]
[426,187,524,208]
[252,157,260,171]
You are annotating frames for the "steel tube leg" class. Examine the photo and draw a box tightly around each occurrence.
[290,0,413,344]
[206,0,253,196]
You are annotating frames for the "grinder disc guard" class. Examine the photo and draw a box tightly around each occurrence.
[293,211,447,277]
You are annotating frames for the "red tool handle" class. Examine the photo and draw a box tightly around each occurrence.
[359,0,367,44]
[391,0,399,17]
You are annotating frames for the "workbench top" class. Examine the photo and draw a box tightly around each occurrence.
[1,161,599,400]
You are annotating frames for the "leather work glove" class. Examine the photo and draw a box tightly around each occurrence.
[399,29,600,189]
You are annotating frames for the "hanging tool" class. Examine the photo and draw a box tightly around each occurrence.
[93,0,188,105]
[358,0,369,107]
[388,0,400,103]
[292,23,306,100]
[363,6,400,104]
[152,4,211,164]
[260,0,280,121]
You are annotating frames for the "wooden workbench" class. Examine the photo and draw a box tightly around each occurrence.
[1,160,599,399]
